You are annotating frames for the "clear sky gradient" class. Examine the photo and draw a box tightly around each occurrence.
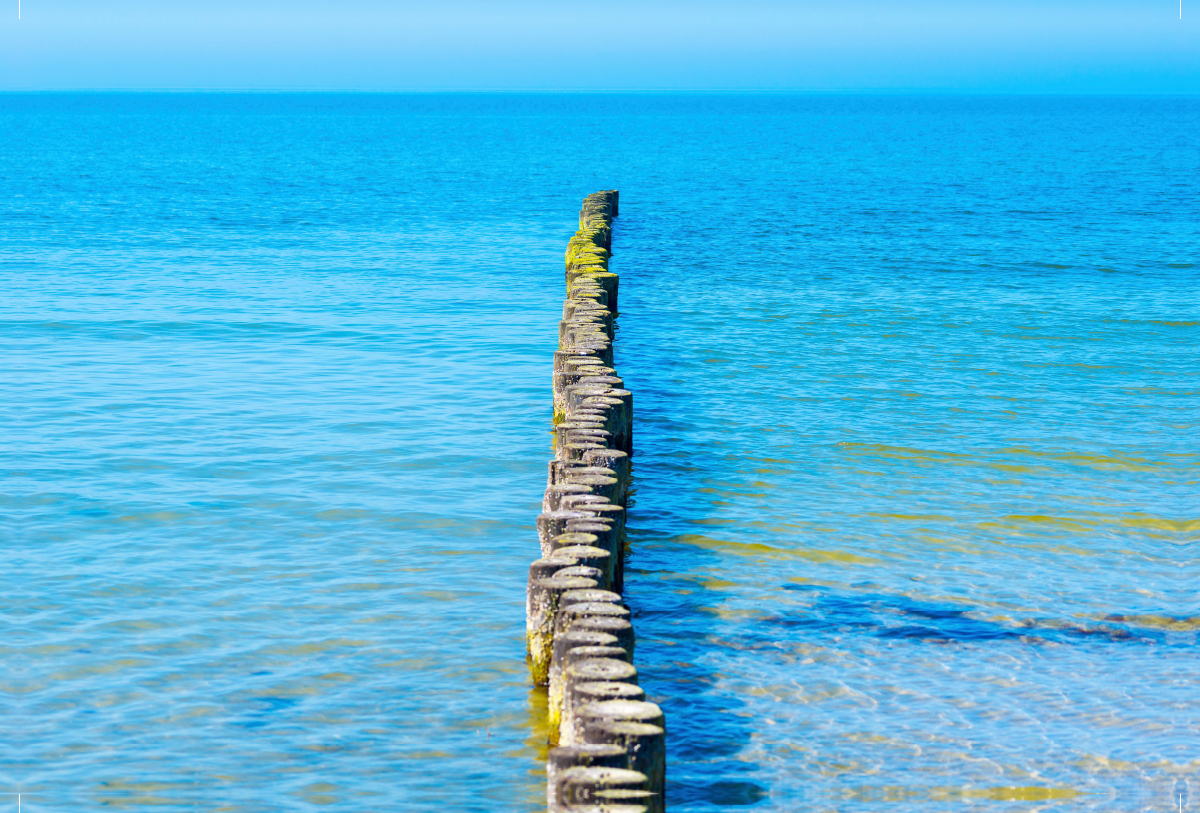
[0,0,1197,92]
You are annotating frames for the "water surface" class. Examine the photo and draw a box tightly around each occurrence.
[2,93,1197,811]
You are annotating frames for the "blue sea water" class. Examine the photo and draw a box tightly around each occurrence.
[2,93,1197,811]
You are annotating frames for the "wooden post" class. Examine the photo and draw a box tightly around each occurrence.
[553,600,631,638]
[560,658,639,746]
[526,575,599,685]
[546,744,629,810]
[529,556,576,582]
[550,766,651,812]
[548,629,623,733]
[568,615,635,657]
[583,721,667,813]
[578,700,666,804]
[551,545,613,590]
[536,510,589,557]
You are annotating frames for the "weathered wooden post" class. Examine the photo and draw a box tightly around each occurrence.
[578,700,666,808]
[527,574,598,685]
[584,720,667,813]
[551,766,651,812]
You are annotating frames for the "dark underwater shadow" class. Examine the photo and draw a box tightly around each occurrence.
[771,582,1192,647]
[622,404,771,808]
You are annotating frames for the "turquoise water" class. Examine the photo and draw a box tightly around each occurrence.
[3,94,1197,811]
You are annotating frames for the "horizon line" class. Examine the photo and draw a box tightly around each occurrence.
[2,87,1199,96]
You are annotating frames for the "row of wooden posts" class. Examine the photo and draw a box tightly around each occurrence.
[526,191,668,811]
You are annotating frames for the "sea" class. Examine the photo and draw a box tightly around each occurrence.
[2,93,1197,811]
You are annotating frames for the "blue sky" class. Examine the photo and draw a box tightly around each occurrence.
[0,0,1196,91]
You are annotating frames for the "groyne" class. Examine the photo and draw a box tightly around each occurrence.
[527,191,667,812]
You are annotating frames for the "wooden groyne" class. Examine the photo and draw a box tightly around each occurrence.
[527,191,667,812]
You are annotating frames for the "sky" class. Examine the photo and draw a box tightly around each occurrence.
[0,0,1197,92]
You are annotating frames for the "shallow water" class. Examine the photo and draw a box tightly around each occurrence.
[2,93,1197,811]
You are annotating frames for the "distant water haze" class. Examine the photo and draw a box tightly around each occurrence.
[0,0,1198,91]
